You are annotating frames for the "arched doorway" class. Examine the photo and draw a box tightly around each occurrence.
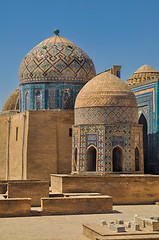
[138,113,148,173]
[86,146,96,171]
[113,146,123,172]
[135,147,139,171]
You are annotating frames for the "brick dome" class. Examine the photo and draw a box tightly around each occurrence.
[2,88,19,112]
[75,72,138,125]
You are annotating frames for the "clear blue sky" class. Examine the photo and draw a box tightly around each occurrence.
[0,0,159,111]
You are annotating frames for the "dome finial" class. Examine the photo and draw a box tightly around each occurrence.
[54,29,60,36]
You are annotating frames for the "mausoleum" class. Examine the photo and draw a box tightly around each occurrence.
[72,72,144,173]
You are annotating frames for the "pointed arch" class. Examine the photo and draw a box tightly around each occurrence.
[34,90,42,110]
[62,88,72,109]
[24,91,29,110]
[73,147,78,171]
[138,113,148,173]
[135,146,140,171]
[86,145,97,171]
[112,146,123,172]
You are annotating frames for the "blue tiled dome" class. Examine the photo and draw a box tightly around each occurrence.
[19,35,96,85]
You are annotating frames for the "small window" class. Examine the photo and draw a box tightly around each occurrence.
[16,127,18,141]
[69,128,72,137]
[116,71,120,78]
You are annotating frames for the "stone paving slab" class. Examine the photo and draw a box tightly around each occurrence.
[0,205,158,240]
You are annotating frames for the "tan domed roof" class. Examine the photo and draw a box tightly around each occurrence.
[19,35,96,85]
[134,65,159,73]
[2,88,19,112]
[75,72,137,109]
[127,65,159,86]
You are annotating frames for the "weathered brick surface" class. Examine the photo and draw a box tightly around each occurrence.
[8,181,49,206]
[0,112,17,180]
[0,110,73,181]
[41,195,112,214]
[0,198,31,217]
[51,174,159,204]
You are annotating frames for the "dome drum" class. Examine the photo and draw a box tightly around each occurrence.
[75,106,138,125]
[19,83,82,111]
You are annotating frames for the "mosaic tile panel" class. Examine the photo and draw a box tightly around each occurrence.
[131,81,159,174]
[75,106,138,125]
[105,125,132,172]
[72,123,138,174]
[73,125,105,172]
[19,83,83,111]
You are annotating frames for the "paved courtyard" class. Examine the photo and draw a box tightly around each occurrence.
[0,205,159,240]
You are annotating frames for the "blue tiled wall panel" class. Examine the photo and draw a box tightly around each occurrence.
[19,83,83,111]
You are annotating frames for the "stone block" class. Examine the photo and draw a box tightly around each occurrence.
[7,181,49,206]
[100,220,107,226]
[124,222,131,228]
[108,223,125,232]
[115,219,124,224]
[41,195,112,215]
[134,214,146,228]
[0,198,31,217]
[131,221,140,231]
[145,219,159,231]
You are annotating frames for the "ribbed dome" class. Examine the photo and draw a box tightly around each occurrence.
[75,72,138,125]
[19,35,96,85]
[2,88,19,112]
[127,65,159,86]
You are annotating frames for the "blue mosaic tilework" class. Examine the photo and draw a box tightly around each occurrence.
[105,125,131,172]
[19,35,96,85]
[73,124,132,174]
[79,125,105,172]
[131,81,158,173]
[19,83,83,111]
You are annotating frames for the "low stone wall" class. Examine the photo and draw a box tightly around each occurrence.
[41,195,112,215]
[0,198,31,217]
[51,174,159,204]
[8,181,49,206]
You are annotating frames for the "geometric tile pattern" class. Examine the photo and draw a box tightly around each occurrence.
[75,106,138,125]
[105,125,132,172]
[19,35,96,85]
[131,80,159,174]
[79,125,105,172]
[72,123,141,174]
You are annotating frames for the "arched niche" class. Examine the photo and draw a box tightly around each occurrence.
[73,147,78,171]
[86,146,97,171]
[135,146,140,171]
[24,91,29,111]
[34,90,42,110]
[62,88,72,109]
[138,113,148,173]
[112,146,123,172]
